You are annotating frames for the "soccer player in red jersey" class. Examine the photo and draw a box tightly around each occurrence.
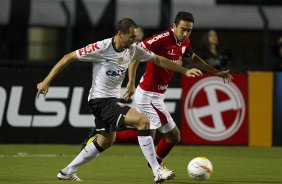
[123,11,232,166]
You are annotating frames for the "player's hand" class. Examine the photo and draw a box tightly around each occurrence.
[36,81,49,98]
[123,83,135,101]
[216,70,233,83]
[185,68,203,78]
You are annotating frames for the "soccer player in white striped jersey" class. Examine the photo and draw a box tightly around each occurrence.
[36,18,202,183]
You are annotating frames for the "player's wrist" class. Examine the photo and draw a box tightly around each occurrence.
[127,80,135,85]
[184,69,190,76]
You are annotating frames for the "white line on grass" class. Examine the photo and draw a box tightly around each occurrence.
[0,152,67,157]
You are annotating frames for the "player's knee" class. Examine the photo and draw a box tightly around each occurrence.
[96,133,115,149]
[174,134,181,144]
[100,139,114,149]
[174,131,181,144]
[136,116,150,130]
[166,129,181,145]
[167,136,180,145]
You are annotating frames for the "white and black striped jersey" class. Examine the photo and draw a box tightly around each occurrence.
[76,37,154,100]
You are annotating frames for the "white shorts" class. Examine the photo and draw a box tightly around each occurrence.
[134,86,176,133]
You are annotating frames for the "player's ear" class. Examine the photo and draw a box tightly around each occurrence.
[117,31,123,38]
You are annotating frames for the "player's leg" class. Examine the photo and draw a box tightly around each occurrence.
[124,108,160,171]
[156,126,180,164]
[134,86,163,169]
[81,128,97,150]
[58,98,119,181]
[115,129,138,143]
[135,86,179,165]
[88,97,161,173]
[57,132,115,181]
[82,126,138,149]
[124,107,175,183]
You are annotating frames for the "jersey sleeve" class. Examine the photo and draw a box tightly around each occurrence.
[183,39,194,58]
[142,34,160,52]
[132,43,155,62]
[76,40,104,62]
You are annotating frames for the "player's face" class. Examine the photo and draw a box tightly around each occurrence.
[134,27,144,42]
[173,20,193,42]
[120,27,136,48]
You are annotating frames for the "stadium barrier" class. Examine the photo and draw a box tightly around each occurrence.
[181,72,282,147]
[0,66,281,146]
[181,74,248,145]
[248,72,273,147]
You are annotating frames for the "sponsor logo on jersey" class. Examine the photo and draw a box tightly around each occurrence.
[158,84,168,90]
[146,32,169,44]
[106,70,124,76]
[78,43,100,56]
[184,77,245,141]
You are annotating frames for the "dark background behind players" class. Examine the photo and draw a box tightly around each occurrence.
[270,36,282,71]
[0,1,282,73]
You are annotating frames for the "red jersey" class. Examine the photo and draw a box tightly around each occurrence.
[139,28,193,94]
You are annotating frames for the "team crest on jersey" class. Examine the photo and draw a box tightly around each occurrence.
[116,102,126,107]
[117,58,123,65]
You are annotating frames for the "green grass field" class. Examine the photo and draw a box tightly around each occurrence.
[0,144,282,184]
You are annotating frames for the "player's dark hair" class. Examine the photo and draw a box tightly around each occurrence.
[115,18,137,34]
[174,11,194,26]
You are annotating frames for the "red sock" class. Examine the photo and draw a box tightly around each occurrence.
[156,138,174,164]
[115,130,138,144]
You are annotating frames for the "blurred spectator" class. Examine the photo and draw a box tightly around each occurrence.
[200,29,231,70]
[270,36,282,71]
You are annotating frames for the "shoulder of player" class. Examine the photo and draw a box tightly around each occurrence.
[92,38,112,49]
[99,38,112,49]
[144,29,172,44]
[131,42,150,53]
[89,38,112,54]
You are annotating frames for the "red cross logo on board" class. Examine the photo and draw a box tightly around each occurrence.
[184,77,245,141]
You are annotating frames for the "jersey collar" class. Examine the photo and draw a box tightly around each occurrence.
[111,37,124,53]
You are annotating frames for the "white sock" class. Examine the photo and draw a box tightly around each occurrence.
[138,136,160,173]
[62,143,100,174]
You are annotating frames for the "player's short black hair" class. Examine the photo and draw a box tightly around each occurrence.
[174,11,194,26]
[115,18,137,34]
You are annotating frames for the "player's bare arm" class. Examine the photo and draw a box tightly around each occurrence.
[184,53,233,83]
[36,51,78,98]
[123,59,141,101]
[151,55,202,78]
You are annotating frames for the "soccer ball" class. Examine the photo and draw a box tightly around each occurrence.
[187,157,213,181]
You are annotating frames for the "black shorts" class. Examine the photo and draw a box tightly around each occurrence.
[88,98,131,133]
